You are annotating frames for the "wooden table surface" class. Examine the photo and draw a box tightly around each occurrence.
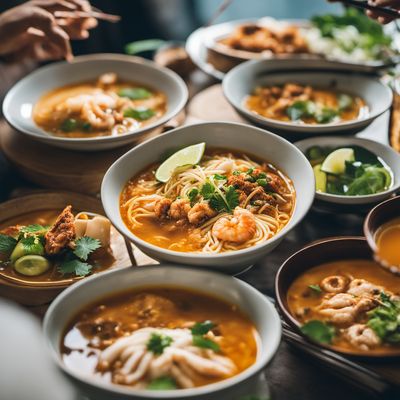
[0,69,397,400]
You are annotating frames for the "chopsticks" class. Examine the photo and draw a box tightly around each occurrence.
[337,0,399,18]
[54,10,121,22]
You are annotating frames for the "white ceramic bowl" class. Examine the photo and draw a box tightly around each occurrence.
[2,54,188,151]
[295,136,400,206]
[223,60,393,135]
[101,122,315,273]
[43,265,282,400]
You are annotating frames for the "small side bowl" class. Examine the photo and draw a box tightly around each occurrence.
[2,54,188,151]
[101,121,315,274]
[295,136,400,208]
[0,191,131,307]
[43,265,282,400]
[275,236,400,358]
[223,60,392,135]
[364,195,400,274]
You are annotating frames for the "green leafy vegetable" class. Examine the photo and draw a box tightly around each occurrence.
[200,182,215,199]
[20,236,44,255]
[187,188,199,206]
[346,166,391,196]
[0,234,17,254]
[192,335,220,352]
[147,333,173,355]
[82,122,91,132]
[58,259,93,277]
[125,39,165,55]
[214,174,227,180]
[286,100,316,121]
[367,292,400,343]
[123,107,155,120]
[118,88,152,100]
[301,320,335,344]
[20,224,48,236]
[60,118,78,132]
[73,237,101,261]
[224,185,239,210]
[147,377,177,390]
[191,320,216,335]
[315,107,338,124]
[308,284,322,294]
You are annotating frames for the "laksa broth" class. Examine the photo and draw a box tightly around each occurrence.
[61,287,259,390]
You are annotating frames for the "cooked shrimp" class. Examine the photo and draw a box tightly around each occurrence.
[188,202,217,225]
[212,207,256,244]
[345,324,380,351]
[347,279,384,297]
[82,101,115,130]
[320,275,349,293]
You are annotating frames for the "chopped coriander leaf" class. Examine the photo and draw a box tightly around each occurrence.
[200,182,215,199]
[315,107,338,124]
[187,188,199,206]
[367,292,400,343]
[58,259,93,277]
[232,170,241,176]
[147,333,173,355]
[209,194,227,212]
[337,94,353,111]
[60,118,78,132]
[20,224,49,236]
[308,284,322,294]
[301,320,335,344]
[192,335,220,352]
[214,174,227,180]
[246,168,254,175]
[147,377,177,390]
[82,122,92,132]
[191,320,216,335]
[256,178,268,187]
[20,236,45,255]
[123,107,155,120]
[286,100,316,121]
[118,87,152,100]
[224,186,239,210]
[0,234,17,254]
[73,237,101,261]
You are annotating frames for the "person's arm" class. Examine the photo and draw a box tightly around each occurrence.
[0,0,97,62]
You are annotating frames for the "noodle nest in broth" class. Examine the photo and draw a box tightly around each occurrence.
[120,147,295,253]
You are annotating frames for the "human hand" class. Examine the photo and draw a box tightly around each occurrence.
[0,0,97,62]
[366,0,400,24]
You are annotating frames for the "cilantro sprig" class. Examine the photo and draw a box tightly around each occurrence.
[58,236,101,277]
[147,333,173,355]
[200,179,239,213]
[191,321,220,352]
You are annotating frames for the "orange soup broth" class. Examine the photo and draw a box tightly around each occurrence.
[376,218,400,267]
[245,88,367,124]
[61,286,259,388]
[33,80,167,138]
[119,149,295,252]
[287,259,400,354]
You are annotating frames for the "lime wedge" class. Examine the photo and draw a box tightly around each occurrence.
[313,164,327,193]
[321,148,355,175]
[155,143,206,182]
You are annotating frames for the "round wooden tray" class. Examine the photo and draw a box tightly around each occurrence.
[0,191,133,310]
[0,113,185,195]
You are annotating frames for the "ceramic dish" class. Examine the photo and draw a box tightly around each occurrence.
[43,265,281,400]
[2,54,188,151]
[364,195,400,274]
[186,18,400,80]
[223,61,392,135]
[0,191,132,307]
[275,236,400,358]
[295,136,400,208]
[101,122,315,274]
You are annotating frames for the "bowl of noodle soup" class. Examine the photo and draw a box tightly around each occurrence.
[101,122,314,273]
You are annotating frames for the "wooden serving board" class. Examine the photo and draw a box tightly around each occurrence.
[0,113,185,196]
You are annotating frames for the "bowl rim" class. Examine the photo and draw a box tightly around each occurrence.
[275,235,400,358]
[364,195,400,253]
[294,136,400,201]
[101,121,315,261]
[2,53,188,144]
[222,62,393,130]
[43,264,282,398]
[0,190,129,289]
